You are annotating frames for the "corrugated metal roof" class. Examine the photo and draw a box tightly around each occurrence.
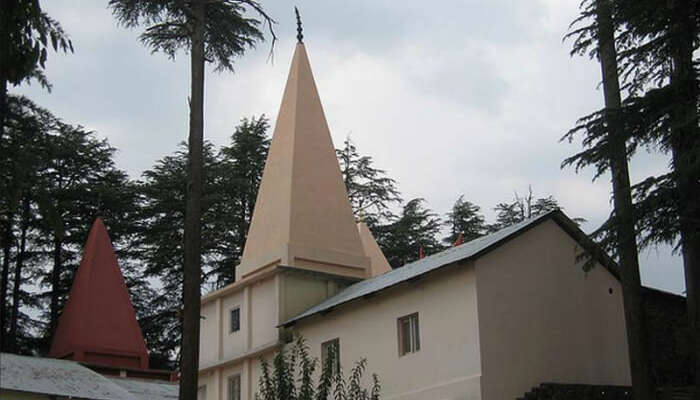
[283,211,558,326]
[110,377,178,400]
[0,353,135,400]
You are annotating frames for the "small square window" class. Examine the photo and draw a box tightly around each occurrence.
[321,338,340,375]
[230,307,240,333]
[397,313,420,356]
[227,374,241,400]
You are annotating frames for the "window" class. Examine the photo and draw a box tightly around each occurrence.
[230,307,240,333]
[397,313,420,356]
[227,374,241,400]
[321,338,340,375]
[197,385,207,400]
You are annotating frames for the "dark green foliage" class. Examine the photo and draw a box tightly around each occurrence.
[488,188,577,233]
[256,336,380,400]
[0,95,56,351]
[33,120,141,341]
[0,0,73,90]
[136,117,269,367]
[137,141,222,285]
[443,195,487,245]
[136,141,220,367]
[563,0,699,255]
[0,96,144,355]
[563,1,699,396]
[214,115,270,286]
[337,137,401,230]
[108,0,275,72]
[375,199,443,268]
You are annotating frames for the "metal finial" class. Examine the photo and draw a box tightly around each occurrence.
[295,7,303,43]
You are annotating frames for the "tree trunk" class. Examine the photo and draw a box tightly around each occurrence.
[9,197,30,352]
[179,1,205,399]
[49,233,62,340]
[668,0,700,396]
[1,71,8,144]
[596,2,655,399]
[0,214,13,351]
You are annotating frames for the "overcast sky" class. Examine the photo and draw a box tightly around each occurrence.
[15,0,685,295]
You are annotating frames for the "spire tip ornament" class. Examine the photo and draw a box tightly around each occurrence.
[295,7,303,43]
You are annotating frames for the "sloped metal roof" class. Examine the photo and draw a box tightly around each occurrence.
[0,353,134,400]
[110,377,178,400]
[282,211,561,327]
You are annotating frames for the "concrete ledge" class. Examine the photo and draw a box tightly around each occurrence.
[198,340,280,374]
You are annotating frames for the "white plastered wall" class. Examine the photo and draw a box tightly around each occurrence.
[198,275,280,400]
[294,264,482,400]
[475,219,631,400]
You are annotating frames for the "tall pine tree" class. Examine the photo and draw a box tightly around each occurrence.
[108,2,276,393]
[564,1,655,397]
[215,115,270,286]
[337,137,401,230]
[443,195,487,245]
[376,199,443,268]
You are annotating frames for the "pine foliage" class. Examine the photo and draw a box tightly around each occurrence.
[337,137,401,230]
[108,0,274,72]
[375,198,443,268]
[0,0,73,90]
[443,195,487,245]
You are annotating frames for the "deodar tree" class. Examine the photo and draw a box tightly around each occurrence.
[216,115,270,285]
[337,137,402,230]
[0,0,72,352]
[564,1,655,398]
[108,1,275,397]
[614,0,700,392]
[566,0,700,395]
[375,199,443,268]
[443,195,487,245]
[0,0,72,143]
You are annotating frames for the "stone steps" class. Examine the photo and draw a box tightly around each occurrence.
[516,383,695,400]
[516,383,633,400]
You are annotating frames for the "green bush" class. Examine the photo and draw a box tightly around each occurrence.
[256,336,380,400]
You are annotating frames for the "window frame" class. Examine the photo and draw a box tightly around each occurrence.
[227,374,241,400]
[397,312,420,357]
[321,338,340,375]
[229,306,241,334]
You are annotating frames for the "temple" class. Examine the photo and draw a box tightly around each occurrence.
[49,218,149,371]
[196,32,632,400]
[1,218,177,399]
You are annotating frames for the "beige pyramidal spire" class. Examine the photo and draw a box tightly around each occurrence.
[357,221,392,277]
[238,43,370,280]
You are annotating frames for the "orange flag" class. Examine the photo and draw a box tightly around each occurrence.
[453,233,463,247]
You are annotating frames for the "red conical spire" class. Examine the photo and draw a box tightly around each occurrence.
[49,218,149,370]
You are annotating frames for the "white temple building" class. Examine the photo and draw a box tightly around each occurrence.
[196,36,631,400]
